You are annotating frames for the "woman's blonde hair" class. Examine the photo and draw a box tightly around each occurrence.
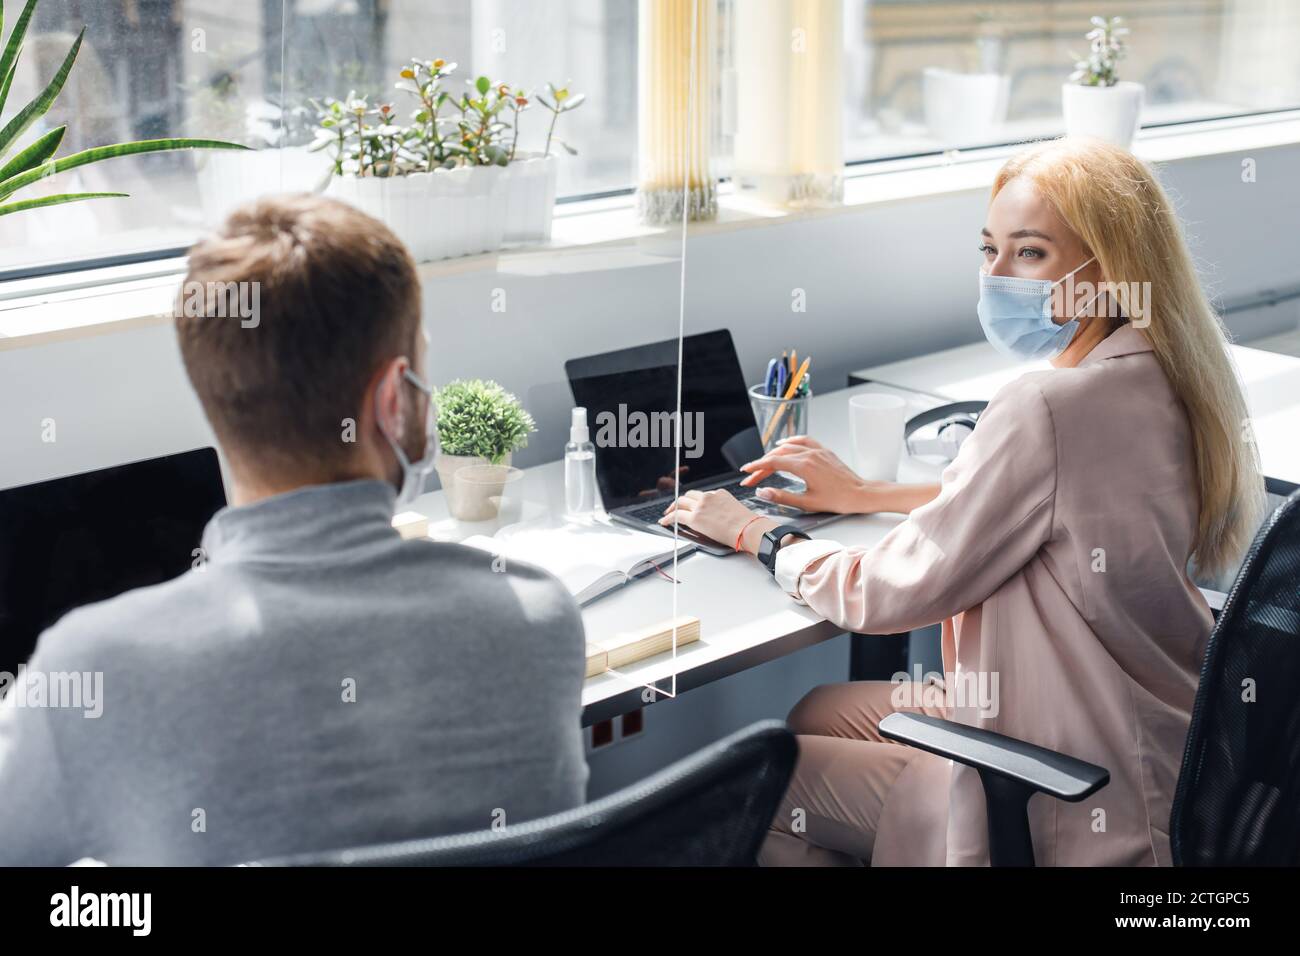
[992,137,1263,576]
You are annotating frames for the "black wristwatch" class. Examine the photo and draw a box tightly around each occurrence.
[757,524,811,575]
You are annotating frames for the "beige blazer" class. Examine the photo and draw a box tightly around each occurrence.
[774,324,1212,865]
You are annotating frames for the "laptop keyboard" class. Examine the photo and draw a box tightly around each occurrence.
[625,474,799,524]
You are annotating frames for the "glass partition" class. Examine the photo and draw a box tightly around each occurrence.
[272,0,700,707]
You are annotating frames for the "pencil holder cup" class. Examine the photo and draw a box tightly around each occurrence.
[749,383,811,455]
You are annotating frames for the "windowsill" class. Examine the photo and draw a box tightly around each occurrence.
[3,109,1299,351]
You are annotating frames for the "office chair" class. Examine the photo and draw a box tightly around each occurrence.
[881,489,1300,866]
[248,719,797,867]
[1170,487,1300,865]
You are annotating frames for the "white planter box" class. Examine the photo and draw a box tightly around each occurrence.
[196,146,332,226]
[1062,81,1144,149]
[922,68,1010,147]
[501,152,558,243]
[325,165,509,263]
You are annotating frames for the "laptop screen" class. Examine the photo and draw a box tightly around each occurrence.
[0,448,227,674]
[565,330,764,511]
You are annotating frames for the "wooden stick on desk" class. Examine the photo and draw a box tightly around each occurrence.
[585,615,701,679]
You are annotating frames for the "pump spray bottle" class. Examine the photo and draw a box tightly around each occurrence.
[565,406,597,519]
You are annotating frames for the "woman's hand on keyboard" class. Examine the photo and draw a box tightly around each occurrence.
[659,488,763,550]
[741,437,942,515]
[738,437,871,514]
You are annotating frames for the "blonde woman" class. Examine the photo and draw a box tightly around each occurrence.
[661,137,1263,866]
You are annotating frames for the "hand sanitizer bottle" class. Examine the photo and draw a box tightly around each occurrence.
[565,406,597,519]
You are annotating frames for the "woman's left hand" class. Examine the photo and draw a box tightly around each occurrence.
[659,489,769,550]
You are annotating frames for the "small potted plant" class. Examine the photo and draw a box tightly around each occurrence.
[1062,16,1143,149]
[922,22,1009,147]
[432,379,535,520]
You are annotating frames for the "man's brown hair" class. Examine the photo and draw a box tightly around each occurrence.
[177,194,422,477]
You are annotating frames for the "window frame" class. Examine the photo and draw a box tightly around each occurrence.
[4,103,1298,288]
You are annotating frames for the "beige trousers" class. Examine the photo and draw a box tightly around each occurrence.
[759,680,950,866]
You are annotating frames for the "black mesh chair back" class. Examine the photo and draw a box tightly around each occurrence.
[1171,489,1300,865]
[249,720,797,867]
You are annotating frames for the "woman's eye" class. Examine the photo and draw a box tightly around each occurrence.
[1018,247,1044,259]
[977,244,995,255]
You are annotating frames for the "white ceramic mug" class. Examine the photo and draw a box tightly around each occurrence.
[849,393,907,481]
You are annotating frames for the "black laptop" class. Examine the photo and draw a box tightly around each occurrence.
[565,329,838,555]
[0,447,227,675]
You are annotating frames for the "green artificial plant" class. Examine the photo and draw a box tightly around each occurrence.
[433,379,536,465]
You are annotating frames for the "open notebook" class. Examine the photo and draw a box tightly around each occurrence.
[460,518,696,605]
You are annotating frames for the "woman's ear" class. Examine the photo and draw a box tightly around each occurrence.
[1087,250,1105,284]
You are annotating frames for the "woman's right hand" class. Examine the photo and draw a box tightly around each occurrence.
[739,436,941,515]
[739,436,871,514]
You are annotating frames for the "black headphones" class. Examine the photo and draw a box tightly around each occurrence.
[904,401,988,461]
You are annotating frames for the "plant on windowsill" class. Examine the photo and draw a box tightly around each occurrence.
[431,379,536,521]
[921,17,1009,148]
[1061,16,1144,149]
[0,0,246,219]
[501,81,584,243]
[309,59,584,260]
[186,54,331,226]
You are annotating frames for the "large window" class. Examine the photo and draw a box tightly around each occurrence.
[843,0,1300,161]
[1,0,1297,279]
[0,0,639,277]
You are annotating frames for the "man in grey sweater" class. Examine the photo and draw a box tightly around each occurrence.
[0,196,588,866]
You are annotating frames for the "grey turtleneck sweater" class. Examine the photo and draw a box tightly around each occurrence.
[0,479,588,865]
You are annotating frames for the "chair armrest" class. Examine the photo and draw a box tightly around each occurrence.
[878,712,1109,802]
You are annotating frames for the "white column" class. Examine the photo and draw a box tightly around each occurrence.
[636,0,716,224]
[733,0,843,206]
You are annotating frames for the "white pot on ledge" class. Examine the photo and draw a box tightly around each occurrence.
[1062,80,1144,149]
[326,164,509,263]
[501,151,559,243]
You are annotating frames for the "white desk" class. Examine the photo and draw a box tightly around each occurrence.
[851,340,1300,486]
[407,381,943,725]
[408,338,1300,726]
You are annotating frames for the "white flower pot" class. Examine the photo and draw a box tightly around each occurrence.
[501,151,559,243]
[325,165,509,263]
[196,146,332,226]
[435,451,513,521]
[922,68,1010,146]
[1062,81,1144,149]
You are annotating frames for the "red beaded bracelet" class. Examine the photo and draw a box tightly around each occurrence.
[734,515,765,553]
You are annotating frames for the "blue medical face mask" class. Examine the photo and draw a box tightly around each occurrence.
[977,256,1099,360]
